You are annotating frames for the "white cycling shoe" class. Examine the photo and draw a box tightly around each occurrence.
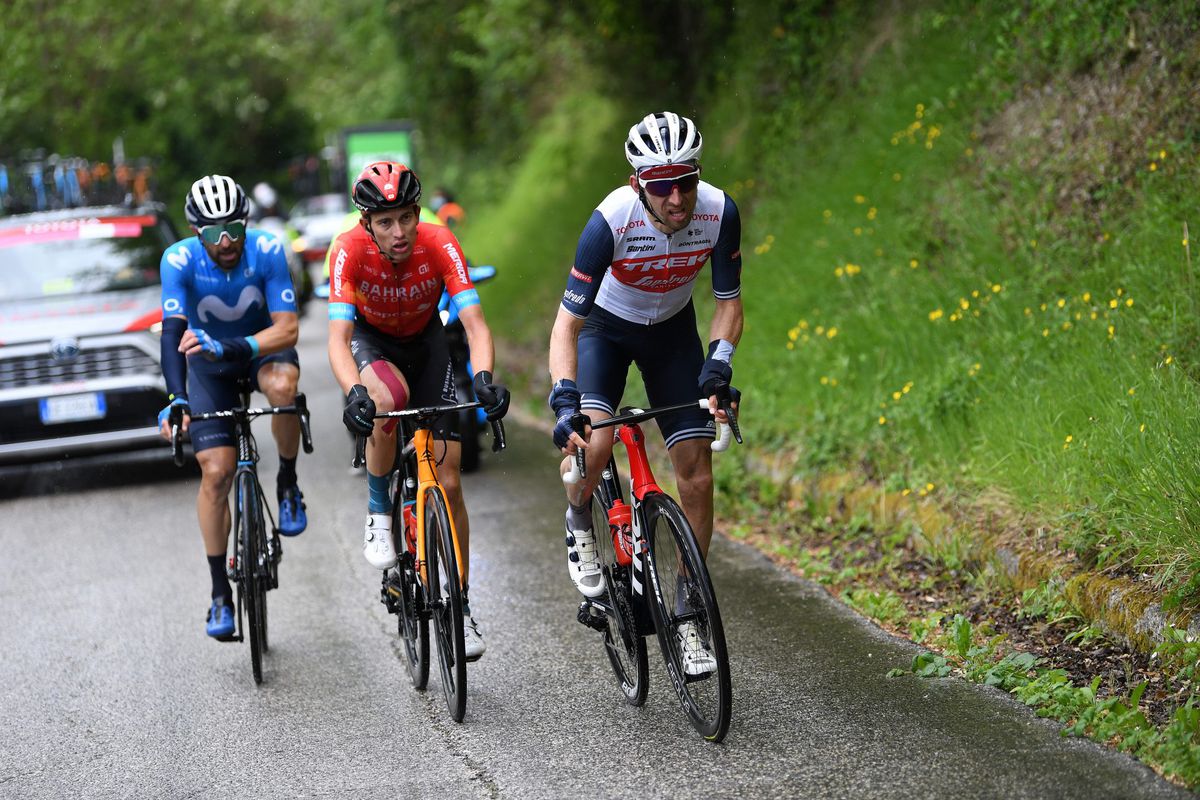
[677,621,718,676]
[463,613,487,661]
[565,518,604,598]
[363,514,398,570]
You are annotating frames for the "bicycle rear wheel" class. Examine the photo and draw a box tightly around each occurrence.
[591,490,648,706]
[238,472,268,685]
[641,492,732,742]
[425,487,466,722]
[391,553,430,690]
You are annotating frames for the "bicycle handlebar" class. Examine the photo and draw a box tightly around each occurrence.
[561,398,741,485]
[351,400,508,469]
[170,396,314,467]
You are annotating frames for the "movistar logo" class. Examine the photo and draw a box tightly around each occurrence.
[256,235,282,255]
[166,248,191,270]
[196,286,265,322]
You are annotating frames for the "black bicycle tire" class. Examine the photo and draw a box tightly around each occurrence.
[394,555,430,690]
[641,492,732,742]
[425,487,467,722]
[590,480,649,706]
[387,452,430,689]
[238,472,266,685]
[458,408,481,473]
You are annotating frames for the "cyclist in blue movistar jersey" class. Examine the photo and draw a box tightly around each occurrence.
[548,112,743,675]
[157,174,307,639]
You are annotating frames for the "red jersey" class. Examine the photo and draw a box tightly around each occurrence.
[328,221,476,339]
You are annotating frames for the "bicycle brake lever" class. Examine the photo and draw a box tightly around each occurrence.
[169,404,184,466]
[561,414,588,484]
[352,434,367,469]
[721,399,743,445]
[294,393,315,454]
[489,418,507,453]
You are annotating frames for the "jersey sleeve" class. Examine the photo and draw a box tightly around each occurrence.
[560,211,614,318]
[434,227,479,312]
[257,233,299,313]
[159,242,192,319]
[327,231,357,323]
[710,194,742,301]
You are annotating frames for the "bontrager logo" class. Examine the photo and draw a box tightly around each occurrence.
[196,286,265,322]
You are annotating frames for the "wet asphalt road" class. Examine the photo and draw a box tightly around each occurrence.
[0,320,1192,799]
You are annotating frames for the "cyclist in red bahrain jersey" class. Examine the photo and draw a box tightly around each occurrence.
[328,162,509,660]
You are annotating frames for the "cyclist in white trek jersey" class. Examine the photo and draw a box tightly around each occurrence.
[547,111,743,676]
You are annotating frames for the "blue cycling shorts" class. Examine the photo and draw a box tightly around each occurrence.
[187,349,300,452]
[577,301,715,449]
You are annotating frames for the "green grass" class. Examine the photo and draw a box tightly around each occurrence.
[462,3,1200,595]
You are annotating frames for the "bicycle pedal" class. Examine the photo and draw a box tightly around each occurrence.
[576,601,608,633]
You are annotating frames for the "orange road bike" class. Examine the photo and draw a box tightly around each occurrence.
[564,394,741,742]
[353,402,505,721]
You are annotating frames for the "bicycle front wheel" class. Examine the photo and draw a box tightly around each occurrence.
[591,494,648,706]
[642,492,732,742]
[424,487,466,722]
[238,472,268,685]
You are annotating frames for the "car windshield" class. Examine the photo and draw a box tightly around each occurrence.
[0,214,173,302]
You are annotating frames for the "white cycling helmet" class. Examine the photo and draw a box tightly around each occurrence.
[625,112,703,171]
[185,174,249,226]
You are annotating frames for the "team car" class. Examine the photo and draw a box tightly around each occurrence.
[0,204,179,464]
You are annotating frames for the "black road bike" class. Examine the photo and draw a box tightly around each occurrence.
[171,381,313,684]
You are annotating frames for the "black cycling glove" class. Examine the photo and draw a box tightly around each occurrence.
[549,379,582,450]
[698,340,734,399]
[343,384,376,435]
[472,370,510,421]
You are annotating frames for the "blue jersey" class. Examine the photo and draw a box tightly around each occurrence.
[160,230,298,338]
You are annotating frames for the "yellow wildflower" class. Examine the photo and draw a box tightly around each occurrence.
[878,416,887,425]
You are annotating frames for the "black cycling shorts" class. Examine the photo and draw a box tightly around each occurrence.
[188,349,301,452]
[349,316,460,442]
[577,301,714,449]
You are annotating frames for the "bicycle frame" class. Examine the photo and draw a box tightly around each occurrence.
[406,425,465,590]
[354,401,506,591]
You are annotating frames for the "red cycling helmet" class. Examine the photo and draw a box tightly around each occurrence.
[352,162,422,212]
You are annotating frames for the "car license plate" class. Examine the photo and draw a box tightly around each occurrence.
[39,392,107,424]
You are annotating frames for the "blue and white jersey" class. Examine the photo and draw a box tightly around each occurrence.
[159,230,297,338]
[560,181,742,325]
